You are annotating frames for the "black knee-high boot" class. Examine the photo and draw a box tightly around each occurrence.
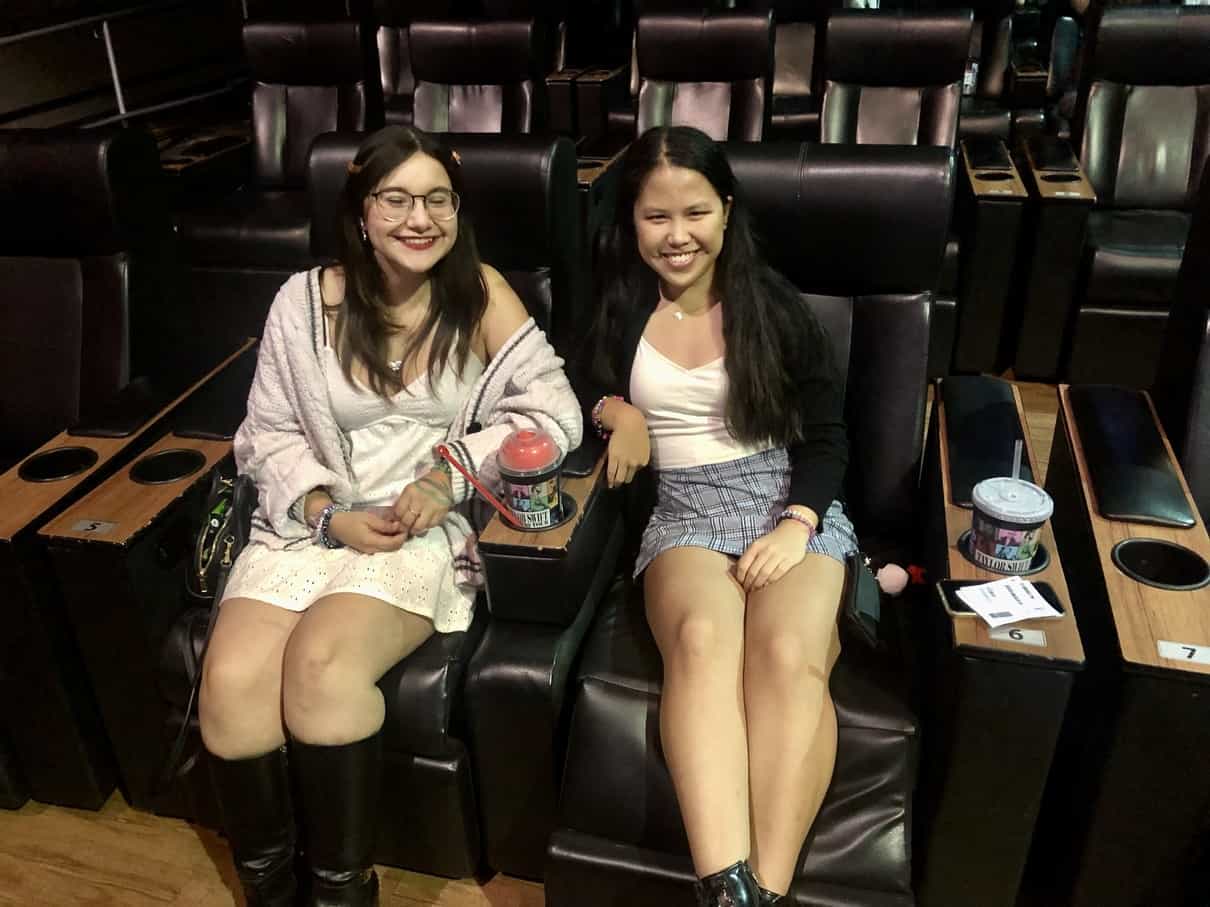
[694,859,761,907]
[208,747,298,907]
[291,733,382,907]
[758,887,786,905]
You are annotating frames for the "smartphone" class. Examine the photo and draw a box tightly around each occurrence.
[936,578,1066,619]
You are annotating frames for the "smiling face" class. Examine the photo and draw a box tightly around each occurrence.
[633,162,731,300]
[361,151,458,276]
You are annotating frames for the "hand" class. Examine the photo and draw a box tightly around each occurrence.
[328,509,405,554]
[394,469,454,537]
[735,520,812,591]
[605,401,650,489]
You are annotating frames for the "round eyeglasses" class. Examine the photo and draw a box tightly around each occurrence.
[371,188,460,222]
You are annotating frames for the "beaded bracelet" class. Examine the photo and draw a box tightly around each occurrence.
[778,508,817,542]
[592,394,624,439]
[315,502,349,549]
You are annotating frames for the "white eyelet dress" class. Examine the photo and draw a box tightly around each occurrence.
[221,346,485,633]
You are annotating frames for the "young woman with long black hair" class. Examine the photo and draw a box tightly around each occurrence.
[579,126,857,907]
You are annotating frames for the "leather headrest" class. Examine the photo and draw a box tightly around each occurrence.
[409,20,539,84]
[825,10,972,87]
[725,142,955,295]
[307,131,577,270]
[243,21,367,86]
[0,127,164,256]
[637,12,773,83]
[1091,8,1210,87]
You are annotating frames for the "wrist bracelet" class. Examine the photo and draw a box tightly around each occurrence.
[315,502,349,549]
[592,394,624,439]
[778,508,817,541]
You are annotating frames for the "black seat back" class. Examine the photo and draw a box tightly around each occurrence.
[724,142,956,535]
[0,128,168,462]
[1077,7,1210,212]
[821,10,972,148]
[408,19,545,133]
[245,21,377,190]
[635,11,773,141]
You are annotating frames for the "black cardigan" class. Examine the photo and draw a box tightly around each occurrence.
[574,290,849,523]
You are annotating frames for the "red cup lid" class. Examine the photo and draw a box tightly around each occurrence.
[498,428,561,477]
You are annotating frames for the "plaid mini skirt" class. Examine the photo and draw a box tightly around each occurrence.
[634,447,859,578]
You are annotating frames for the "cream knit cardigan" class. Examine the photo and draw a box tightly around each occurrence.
[233,268,583,586]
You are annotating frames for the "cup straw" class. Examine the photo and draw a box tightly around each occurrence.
[1011,439,1023,481]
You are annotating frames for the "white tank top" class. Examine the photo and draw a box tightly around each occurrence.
[629,336,773,470]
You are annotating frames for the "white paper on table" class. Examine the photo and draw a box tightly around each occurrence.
[954,576,1063,628]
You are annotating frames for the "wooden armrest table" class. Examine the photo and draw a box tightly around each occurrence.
[916,380,1085,907]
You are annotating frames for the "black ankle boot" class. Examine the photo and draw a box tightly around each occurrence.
[694,859,761,907]
[292,733,382,907]
[208,747,298,907]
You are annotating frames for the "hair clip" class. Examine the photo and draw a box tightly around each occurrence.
[346,160,363,175]
[450,149,462,166]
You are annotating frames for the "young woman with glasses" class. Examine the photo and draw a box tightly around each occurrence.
[199,126,581,906]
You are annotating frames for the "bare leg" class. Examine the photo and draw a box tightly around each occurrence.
[744,554,844,895]
[281,593,435,744]
[199,597,301,759]
[645,547,749,877]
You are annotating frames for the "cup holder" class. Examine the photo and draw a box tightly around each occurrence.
[958,530,1051,576]
[129,448,207,485]
[18,446,99,483]
[1111,538,1210,591]
[1041,173,1081,183]
[977,171,1013,181]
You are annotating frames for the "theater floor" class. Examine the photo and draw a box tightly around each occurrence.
[0,382,1060,906]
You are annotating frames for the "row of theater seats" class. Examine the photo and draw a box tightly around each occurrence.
[3,121,1210,905]
[170,4,1210,392]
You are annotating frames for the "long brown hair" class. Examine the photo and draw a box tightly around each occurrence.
[335,126,488,397]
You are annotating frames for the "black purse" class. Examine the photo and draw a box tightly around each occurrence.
[157,466,258,789]
[840,550,883,650]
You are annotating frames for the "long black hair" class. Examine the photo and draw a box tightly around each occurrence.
[335,126,487,397]
[588,125,837,445]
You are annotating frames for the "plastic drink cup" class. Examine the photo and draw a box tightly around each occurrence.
[969,476,1054,574]
[497,428,564,530]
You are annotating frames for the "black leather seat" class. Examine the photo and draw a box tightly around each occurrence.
[546,143,956,907]
[178,21,378,352]
[162,130,597,878]
[1065,7,1210,389]
[373,0,457,126]
[820,9,971,378]
[407,19,546,133]
[958,2,1015,140]
[0,128,175,468]
[634,11,773,141]
[748,0,826,140]
[1154,152,1210,523]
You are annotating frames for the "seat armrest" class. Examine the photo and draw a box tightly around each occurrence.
[961,137,1028,201]
[67,377,175,439]
[547,67,588,136]
[941,375,1035,507]
[173,343,259,441]
[574,65,629,144]
[1066,385,1195,528]
[1011,135,1097,380]
[478,452,621,626]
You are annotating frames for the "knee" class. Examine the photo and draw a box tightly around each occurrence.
[282,635,357,718]
[668,611,728,666]
[200,649,271,726]
[747,631,827,693]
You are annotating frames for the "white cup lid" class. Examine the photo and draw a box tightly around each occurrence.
[972,476,1054,525]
